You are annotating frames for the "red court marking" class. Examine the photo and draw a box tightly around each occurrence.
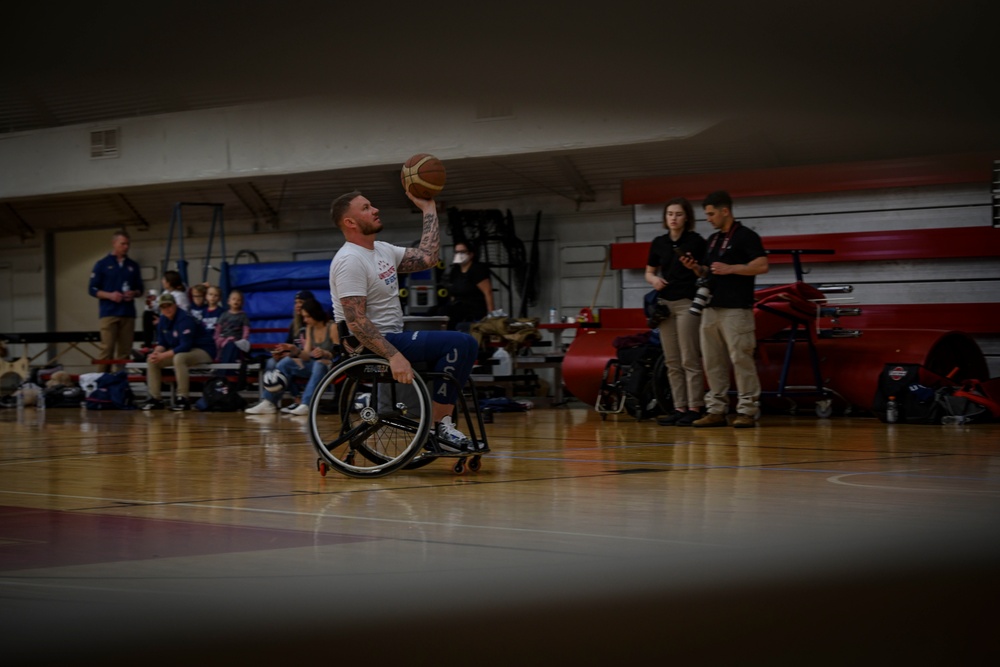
[0,505,375,572]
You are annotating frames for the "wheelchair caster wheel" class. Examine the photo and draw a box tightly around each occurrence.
[453,460,466,475]
[468,456,482,473]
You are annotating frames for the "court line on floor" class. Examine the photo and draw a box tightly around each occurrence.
[486,454,1000,484]
[825,470,1000,494]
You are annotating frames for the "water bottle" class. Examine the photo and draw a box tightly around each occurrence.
[122,281,130,296]
[16,385,24,411]
[37,387,46,413]
[941,415,967,425]
[549,308,558,324]
[885,396,898,424]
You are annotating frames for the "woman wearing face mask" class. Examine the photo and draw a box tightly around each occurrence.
[445,241,495,331]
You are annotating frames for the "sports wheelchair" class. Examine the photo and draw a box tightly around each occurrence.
[307,326,490,478]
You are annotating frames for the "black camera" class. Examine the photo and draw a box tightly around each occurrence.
[647,297,672,328]
[689,277,713,316]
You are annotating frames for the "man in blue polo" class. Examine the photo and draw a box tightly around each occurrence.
[88,230,144,371]
[141,292,217,412]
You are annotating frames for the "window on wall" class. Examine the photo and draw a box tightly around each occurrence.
[89,128,119,159]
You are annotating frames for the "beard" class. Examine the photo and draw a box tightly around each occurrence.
[358,217,383,235]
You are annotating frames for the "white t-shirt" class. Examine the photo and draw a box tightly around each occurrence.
[329,241,407,334]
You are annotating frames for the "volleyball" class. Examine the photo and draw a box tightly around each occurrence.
[262,369,289,393]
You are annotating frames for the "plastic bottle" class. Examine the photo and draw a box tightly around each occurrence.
[941,415,966,425]
[492,348,513,375]
[886,396,898,424]
[37,387,45,413]
[16,385,24,411]
[549,308,558,324]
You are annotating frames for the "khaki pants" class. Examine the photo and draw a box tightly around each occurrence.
[656,298,704,411]
[98,316,136,372]
[147,348,213,399]
[699,307,760,416]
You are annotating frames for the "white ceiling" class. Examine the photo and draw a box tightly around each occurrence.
[2,2,997,239]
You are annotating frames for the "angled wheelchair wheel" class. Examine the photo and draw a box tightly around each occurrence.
[309,356,432,478]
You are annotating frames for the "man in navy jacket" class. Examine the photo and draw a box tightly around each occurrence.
[88,230,144,371]
[141,292,217,411]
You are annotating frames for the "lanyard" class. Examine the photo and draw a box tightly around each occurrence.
[708,221,740,257]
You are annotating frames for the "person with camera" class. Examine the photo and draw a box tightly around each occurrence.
[644,197,708,426]
[679,191,768,428]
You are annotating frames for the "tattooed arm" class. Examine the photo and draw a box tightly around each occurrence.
[340,295,414,383]
[397,194,439,274]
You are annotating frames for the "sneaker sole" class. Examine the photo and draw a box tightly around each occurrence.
[425,435,474,454]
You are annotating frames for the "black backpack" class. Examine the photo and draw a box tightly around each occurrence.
[44,383,87,408]
[618,342,664,421]
[197,377,247,412]
[872,363,942,424]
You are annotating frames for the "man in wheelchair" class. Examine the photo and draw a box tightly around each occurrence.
[329,189,482,452]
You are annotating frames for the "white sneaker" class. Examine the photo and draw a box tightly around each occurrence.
[436,416,472,452]
[245,400,277,415]
[285,403,309,416]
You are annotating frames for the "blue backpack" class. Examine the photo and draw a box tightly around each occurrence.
[85,371,136,410]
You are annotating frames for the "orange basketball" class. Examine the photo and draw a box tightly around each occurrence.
[401,154,446,199]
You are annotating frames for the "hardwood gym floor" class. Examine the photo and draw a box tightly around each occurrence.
[1,405,998,665]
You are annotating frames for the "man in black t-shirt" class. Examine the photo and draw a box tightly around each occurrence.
[680,191,769,428]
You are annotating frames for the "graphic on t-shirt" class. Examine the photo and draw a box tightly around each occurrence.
[378,258,397,290]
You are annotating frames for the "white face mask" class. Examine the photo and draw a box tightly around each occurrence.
[453,252,469,265]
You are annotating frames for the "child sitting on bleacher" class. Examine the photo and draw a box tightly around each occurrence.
[214,289,251,364]
[201,285,225,333]
[189,284,208,322]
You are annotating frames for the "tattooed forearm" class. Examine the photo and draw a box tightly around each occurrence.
[398,210,440,273]
[341,296,400,359]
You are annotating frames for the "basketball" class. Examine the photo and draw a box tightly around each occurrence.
[262,369,289,394]
[400,154,446,199]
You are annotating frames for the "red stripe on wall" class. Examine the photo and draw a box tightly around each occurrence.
[610,226,1000,270]
[621,152,996,205]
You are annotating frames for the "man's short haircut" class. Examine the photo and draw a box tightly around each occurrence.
[330,190,363,229]
[702,190,733,211]
[112,230,130,241]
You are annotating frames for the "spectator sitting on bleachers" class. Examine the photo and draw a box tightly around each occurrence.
[189,284,208,322]
[245,298,339,416]
[214,289,251,364]
[139,292,217,412]
[200,285,225,332]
